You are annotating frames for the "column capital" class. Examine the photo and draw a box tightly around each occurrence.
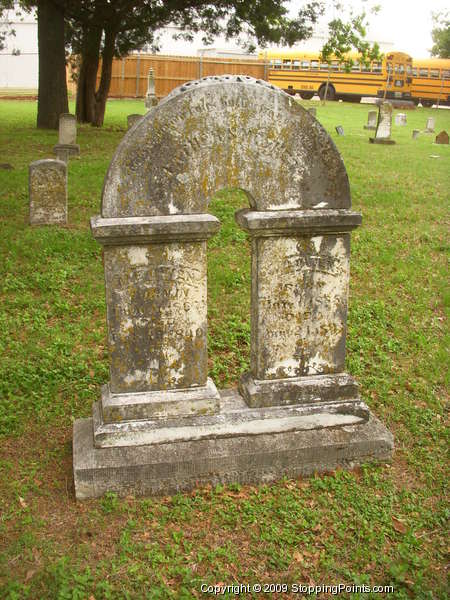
[91,213,220,246]
[235,208,361,237]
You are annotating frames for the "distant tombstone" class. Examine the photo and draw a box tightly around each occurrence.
[145,68,158,109]
[370,101,395,145]
[29,159,67,225]
[412,129,420,140]
[308,107,317,118]
[395,113,407,126]
[127,114,143,129]
[73,75,393,499]
[364,110,377,130]
[335,125,344,136]
[435,130,449,145]
[53,114,80,163]
[425,117,435,133]
[311,94,320,101]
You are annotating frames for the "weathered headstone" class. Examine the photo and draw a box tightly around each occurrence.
[370,101,395,145]
[127,114,143,129]
[335,125,344,136]
[364,110,377,130]
[308,107,316,118]
[29,159,67,225]
[53,113,80,163]
[435,130,449,145]
[395,113,407,126]
[73,75,393,499]
[311,94,320,101]
[145,68,158,109]
[425,117,435,133]
[412,129,420,140]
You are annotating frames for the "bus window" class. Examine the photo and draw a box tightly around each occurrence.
[351,62,360,72]
[443,69,450,79]
[361,62,371,72]
[311,60,319,69]
[283,59,291,69]
[320,62,329,70]
[395,64,405,74]
[406,65,412,75]
[412,67,417,76]
[273,59,282,69]
[331,61,339,71]
[394,79,404,87]
[301,60,310,69]
[419,67,428,77]
[292,60,300,70]
[372,62,382,73]
[430,69,440,78]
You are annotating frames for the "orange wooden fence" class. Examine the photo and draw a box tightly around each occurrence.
[94,54,268,98]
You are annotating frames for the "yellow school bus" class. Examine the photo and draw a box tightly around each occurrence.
[259,50,413,101]
[411,58,450,106]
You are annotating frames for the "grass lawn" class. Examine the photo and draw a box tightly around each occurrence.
[0,98,448,599]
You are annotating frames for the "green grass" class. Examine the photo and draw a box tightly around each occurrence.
[0,98,448,599]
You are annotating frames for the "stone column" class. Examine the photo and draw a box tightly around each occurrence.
[236,208,363,411]
[364,110,377,130]
[29,159,67,225]
[90,213,220,444]
[54,113,80,162]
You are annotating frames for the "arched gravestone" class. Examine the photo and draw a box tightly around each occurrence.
[73,76,393,499]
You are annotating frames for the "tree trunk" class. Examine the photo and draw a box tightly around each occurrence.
[75,25,102,124]
[37,0,68,129]
[92,27,117,127]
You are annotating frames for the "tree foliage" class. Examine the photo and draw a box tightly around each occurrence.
[430,11,450,59]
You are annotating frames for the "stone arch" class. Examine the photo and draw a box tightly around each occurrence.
[101,75,351,218]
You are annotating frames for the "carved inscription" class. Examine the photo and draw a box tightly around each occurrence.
[253,235,350,379]
[104,241,207,393]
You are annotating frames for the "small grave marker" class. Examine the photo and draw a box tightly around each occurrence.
[145,68,158,109]
[335,125,344,136]
[364,110,377,130]
[435,130,449,145]
[127,114,143,129]
[370,101,395,145]
[395,113,407,126]
[29,159,67,225]
[412,129,420,139]
[425,117,435,133]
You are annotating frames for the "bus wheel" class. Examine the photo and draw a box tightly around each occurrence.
[319,84,335,101]
[300,91,314,100]
[422,99,433,108]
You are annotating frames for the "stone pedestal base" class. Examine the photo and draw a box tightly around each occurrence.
[73,389,393,499]
[239,372,363,410]
[369,138,396,145]
[53,144,80,163]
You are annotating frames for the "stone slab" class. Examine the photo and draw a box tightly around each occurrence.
[92,388,369,448]
[53,143,80,163]
[73,390,393,499]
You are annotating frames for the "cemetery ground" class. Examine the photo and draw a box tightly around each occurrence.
[0,99,448,599]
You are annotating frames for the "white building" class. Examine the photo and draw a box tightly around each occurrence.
[0,7,38,89]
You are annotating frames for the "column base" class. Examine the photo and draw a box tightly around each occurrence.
[239,371,363,410]
[98,377,220,425]
[53,144,80,162]
[73,389,393,499]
